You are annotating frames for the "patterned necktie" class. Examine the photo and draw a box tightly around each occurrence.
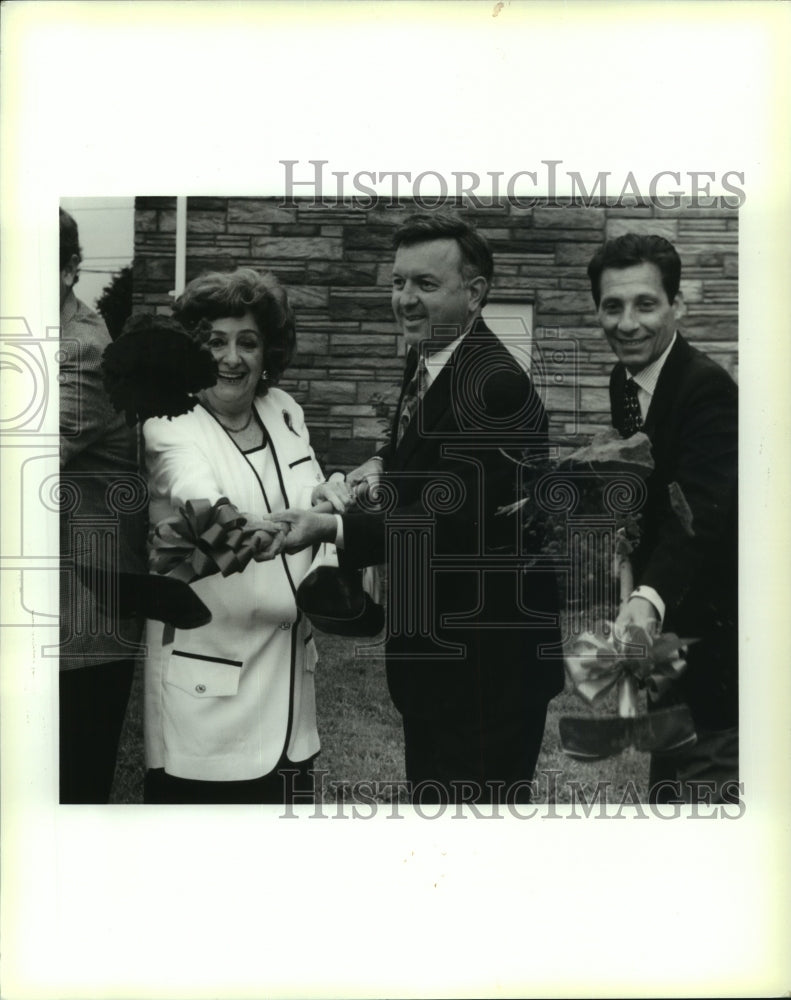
[622,377,643,437]
[396,355,428,445]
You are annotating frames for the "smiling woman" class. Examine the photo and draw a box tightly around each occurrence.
[141,267,350,804]
[203,314,267,413]
[169,268,297,451]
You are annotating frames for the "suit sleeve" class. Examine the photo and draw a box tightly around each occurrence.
[339,365,547,569]
[639,367,738,612]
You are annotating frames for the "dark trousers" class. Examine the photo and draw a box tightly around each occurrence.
[144,754,319,805]
[59,659,136,804]
[402,700,549,805]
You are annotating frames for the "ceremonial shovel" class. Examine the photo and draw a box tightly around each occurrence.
[293,497,385,637]
[559,544,697,761]
[79,567,212,631]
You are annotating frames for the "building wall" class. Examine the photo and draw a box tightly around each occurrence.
[133,197,737,469]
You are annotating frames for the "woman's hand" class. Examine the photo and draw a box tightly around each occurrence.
[614,596,660,644]
[311,479,353,513]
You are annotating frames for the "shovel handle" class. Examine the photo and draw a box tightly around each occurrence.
[615,548,638,718]
[617,555,634,610]
[618,674,638,718]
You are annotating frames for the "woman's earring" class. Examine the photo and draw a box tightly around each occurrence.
[260,370,270,383]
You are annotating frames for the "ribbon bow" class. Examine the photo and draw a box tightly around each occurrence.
[564,626,697,705]
[149,497,279,584]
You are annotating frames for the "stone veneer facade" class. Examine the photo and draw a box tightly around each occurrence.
[133,197,737,470]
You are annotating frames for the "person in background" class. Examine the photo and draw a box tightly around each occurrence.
[58,207,147,803]
[588,233,738,804]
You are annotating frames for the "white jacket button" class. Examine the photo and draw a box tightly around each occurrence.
[279,622,292,630]
[195,683,206,693]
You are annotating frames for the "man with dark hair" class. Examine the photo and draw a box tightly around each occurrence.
[277,212,563,803]
[59,207,146,803]
[389,211,495,299]
[588,233,738,803]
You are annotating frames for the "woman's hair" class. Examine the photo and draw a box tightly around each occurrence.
[173,268,296,392]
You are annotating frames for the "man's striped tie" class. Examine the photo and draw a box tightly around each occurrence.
[396,355,428,445]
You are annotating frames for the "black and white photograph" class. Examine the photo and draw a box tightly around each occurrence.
[57,194,740,811]
[2,2,789,998]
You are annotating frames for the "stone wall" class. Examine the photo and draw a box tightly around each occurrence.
[133,197,738,468]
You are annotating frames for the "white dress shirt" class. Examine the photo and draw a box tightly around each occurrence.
[625,332,678,625]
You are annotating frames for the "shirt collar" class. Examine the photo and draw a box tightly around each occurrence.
[423,333,465,387]
[631,332,677,396]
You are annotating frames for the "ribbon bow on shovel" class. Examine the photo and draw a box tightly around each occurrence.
[150,497,284,583]
[559,536,698,760]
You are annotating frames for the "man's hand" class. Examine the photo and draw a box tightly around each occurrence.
[346,456,383,504]
[241,515,290,561]
[614,595,660,653]
[271,509,338,554]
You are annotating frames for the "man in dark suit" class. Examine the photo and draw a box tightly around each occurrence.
[279,213,563,803]
[587,233,738,804]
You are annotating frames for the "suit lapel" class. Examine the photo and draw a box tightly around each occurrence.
[388,348,419,455]
[611,335,692,439]
[392,321,500,465]
[643,334,693,438]
[392,349,453,465]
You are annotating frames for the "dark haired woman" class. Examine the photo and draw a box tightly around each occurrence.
[142,268,348,804]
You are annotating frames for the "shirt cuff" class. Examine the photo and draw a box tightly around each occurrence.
[334,514,345,549]
[631,585,665,626]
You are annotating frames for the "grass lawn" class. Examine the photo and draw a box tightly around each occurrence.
[110,626,648,805]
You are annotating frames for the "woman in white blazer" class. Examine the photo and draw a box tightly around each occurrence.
[142,268,349,804]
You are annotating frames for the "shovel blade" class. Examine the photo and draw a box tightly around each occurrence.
[79,567,213,630]
[296,565,385,637]
[633,706,697,755]
[559,715,635,760]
